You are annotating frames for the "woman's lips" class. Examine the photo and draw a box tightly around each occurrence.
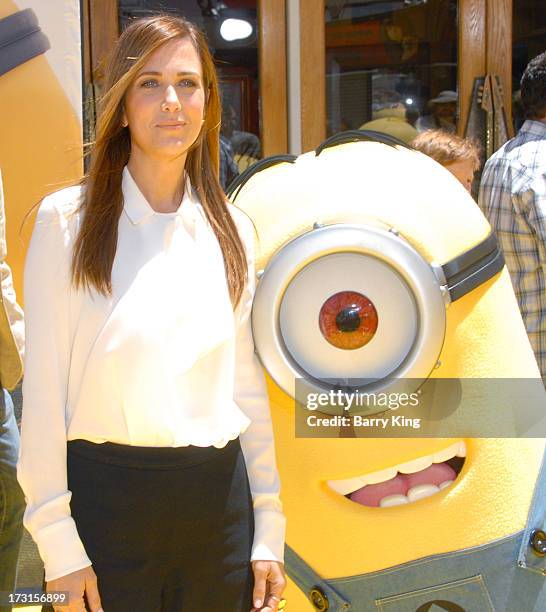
[156,122,186,129]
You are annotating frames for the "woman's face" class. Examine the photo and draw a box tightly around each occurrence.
[123,37,206,161]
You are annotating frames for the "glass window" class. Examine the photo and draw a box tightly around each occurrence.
[512,0,546,132]
[325,0,458,144]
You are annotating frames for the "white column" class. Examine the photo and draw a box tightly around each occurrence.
[286,0,301,155]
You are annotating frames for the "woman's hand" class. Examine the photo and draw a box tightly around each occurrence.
[250,560,286,611]
[48,566,103,612]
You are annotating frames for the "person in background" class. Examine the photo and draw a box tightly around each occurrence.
[479,50,546,384]
[0,169,25,612]
[416,90,458,134]
[411,130,481,193]
[219,102,239,189]
[360,91,418,145]
[219,133,239,190]
[220,101,260,175]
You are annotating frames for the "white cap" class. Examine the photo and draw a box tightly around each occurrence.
[429,90,458,104]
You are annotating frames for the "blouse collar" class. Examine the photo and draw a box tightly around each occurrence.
[121,165,199,233]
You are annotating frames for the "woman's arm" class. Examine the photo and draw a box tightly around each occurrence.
[230,207,286,564]
[16,192,92,581]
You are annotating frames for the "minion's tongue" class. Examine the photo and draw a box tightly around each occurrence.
[349,462,456,507]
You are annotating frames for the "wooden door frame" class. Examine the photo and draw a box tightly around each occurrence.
[259,0,288,156]
[300,0,326,152]
[458,0,486,135]
[458,0,513,136]
[485,0,513,135]
[83,0,119,89]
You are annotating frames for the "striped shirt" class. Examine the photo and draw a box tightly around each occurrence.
[479,119,546,381]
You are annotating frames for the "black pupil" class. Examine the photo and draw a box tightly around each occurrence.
[335,305,361,332]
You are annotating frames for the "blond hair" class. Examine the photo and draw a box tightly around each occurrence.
[72,15,247,309]
[411,130,481,170]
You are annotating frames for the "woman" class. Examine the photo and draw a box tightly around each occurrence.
[17,15,286,612]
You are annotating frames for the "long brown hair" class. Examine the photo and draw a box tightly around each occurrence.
[72,15,248,309]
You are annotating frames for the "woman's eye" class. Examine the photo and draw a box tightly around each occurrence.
[140,79,158,88]
[179,78,197,88]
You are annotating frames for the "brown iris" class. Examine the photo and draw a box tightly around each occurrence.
[319,291,378,349]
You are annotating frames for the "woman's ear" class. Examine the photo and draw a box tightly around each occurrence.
[121,102,128,127]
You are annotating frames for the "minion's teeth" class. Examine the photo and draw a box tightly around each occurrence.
[328,441,465,496]
[439,480,454,489]
[397,456,433,474]
[362,467,398,485]
[407,484,440,502]
[379,494,409,507]
[327,477,366,496]
[433,442,460,463]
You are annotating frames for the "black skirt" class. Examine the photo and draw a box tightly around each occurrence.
[65,436,254,612]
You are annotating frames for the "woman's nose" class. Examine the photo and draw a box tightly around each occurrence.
[161,85,181,112]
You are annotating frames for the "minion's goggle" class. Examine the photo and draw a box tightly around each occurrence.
[228,131,504,408]
[0,9,49,77]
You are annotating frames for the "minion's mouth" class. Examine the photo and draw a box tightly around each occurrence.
[327,441,466,508]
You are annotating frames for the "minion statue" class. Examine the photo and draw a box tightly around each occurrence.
[230,132,546,611]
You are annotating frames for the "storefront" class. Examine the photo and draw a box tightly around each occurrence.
[84,1,545,159]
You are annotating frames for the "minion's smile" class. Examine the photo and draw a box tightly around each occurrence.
[327,441,466,508]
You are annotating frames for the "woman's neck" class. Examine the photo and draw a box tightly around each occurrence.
[127,151,187,213]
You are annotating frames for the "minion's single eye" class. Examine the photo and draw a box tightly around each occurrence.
[252,224,447,401]
[279,251,420,382]
[319,291,378,349]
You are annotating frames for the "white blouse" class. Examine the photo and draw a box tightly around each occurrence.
[17,166,285,581]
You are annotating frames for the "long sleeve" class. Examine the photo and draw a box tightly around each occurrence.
[232,208,286,563]
[519,170,546,265]
[479,128,546,379]
[16,193,92,581]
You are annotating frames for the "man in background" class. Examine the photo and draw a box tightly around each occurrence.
[416,90,458,133]
[479,51,546,383]
[0,169,25,610]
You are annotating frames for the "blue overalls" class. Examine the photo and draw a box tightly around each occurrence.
[285,448,546,611]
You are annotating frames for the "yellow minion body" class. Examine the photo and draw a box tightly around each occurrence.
[231,133,546,611]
